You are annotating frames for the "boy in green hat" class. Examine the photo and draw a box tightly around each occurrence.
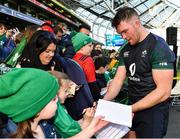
[72,32,101,101]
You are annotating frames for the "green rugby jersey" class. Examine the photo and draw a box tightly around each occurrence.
[119,33,175,103]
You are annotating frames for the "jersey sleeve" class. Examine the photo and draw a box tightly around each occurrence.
[151,39,175,69]
[118,50,125,66]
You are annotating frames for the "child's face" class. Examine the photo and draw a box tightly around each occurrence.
[38,95,58,120]
[82,42,93,56]
[58,79,77,104]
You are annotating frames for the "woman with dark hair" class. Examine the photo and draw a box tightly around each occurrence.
[20,30,61,71]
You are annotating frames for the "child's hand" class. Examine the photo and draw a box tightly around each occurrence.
[83,107,95,118]
[81,107,95,129]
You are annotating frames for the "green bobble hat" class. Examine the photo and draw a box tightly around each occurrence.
[0,68,59,122]
[72,32,93,52]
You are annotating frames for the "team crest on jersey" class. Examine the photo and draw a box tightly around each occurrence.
[141,50,147,57]
[124,51,129,57]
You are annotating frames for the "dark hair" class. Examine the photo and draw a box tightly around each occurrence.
[28,30,56,55]
[93,43,101,49]
[20,30,57,70]
[91,49,102,58]
[0,23,5,29]
[112,7,139,29]
[78,24,91,31]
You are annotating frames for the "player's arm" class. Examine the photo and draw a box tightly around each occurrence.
[103,66,127,101]
[132,69,173,112]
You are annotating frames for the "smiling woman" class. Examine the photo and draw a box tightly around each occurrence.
[19,30,62,71]
[39,43,56,65]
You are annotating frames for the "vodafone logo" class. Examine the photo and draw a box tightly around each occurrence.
[128,63,140,82]
[129,63,136,76]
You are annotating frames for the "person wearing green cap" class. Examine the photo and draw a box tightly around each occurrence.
[72,32,101,101]
[0,68,59,138]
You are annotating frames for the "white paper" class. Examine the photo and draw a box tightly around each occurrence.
[95,99,132,127]
[96,123,130,139]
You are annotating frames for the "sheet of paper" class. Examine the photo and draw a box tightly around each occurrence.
[96,123,130,139]
[95,99,132,127]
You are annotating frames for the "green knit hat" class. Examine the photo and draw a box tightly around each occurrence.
[0,68,59,122]
[72,32,93,52]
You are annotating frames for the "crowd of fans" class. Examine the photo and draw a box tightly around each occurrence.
[0,21,120,138]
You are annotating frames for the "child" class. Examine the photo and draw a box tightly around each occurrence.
[72,32,101,101]
[0,68,109,138]
[94,56,111,96]
[49,71,95,129]
[49,71,79,104]
[0,68,59,138]
[49,70,95,129]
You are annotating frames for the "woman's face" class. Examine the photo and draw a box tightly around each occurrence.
[38,95,58,120]
[39,43,56,65]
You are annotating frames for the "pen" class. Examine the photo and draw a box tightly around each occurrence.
[81,106,96,116]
